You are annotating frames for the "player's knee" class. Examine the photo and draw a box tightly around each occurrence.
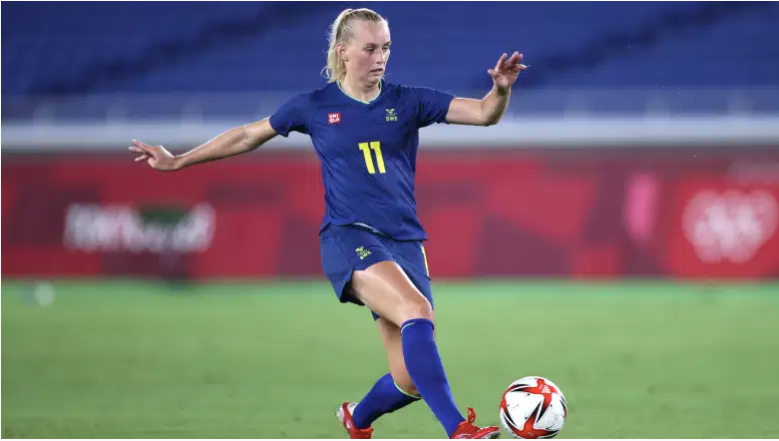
[399,294,433,323]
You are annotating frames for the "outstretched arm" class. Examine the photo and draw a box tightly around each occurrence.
[445,52,527,127]
[128,118,278,171]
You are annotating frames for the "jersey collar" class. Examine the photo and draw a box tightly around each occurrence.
[337,80,383,105]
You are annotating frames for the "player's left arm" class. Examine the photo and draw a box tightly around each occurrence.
[445,52,527,127]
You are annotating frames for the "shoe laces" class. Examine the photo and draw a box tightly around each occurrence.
[466,408,477,424]
[453,408,479,437]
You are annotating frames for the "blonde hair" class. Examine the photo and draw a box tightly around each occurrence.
[323,8,387,83]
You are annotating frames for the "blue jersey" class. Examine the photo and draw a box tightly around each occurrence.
[269,81,454,241]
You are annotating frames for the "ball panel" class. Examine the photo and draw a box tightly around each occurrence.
[500,376,567,439]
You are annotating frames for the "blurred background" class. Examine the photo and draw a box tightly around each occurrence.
[3,1,779,439]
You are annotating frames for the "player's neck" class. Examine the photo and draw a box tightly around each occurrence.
[339,76,381,104]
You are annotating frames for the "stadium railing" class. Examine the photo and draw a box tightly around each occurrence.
[3,88,779,150]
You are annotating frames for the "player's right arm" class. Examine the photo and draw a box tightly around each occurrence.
[129,118,278,172]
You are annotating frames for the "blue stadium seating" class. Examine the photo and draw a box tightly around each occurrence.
[2,2,777,102]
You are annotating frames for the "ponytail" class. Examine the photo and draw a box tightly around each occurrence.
[323,8,386,83]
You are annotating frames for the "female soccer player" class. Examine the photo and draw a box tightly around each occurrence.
[129,8,526,439]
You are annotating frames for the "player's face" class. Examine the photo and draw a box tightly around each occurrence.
[344,20,391,85]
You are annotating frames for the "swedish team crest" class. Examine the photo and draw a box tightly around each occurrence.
[385,108,398,122]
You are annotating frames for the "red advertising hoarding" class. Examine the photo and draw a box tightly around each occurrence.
[3,147,778,279]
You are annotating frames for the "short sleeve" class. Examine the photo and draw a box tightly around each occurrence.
[413,87,455,128]
[269,94,312,137]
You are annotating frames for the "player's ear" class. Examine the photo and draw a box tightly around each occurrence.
[337,42,349,62]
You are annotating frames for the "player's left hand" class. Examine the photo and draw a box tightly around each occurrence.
[488,52,527,93]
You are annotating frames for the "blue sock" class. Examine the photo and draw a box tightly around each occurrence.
[352,373,421,429]
[401,318,465,437]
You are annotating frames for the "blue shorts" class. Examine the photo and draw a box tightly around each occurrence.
[320,224,433,320]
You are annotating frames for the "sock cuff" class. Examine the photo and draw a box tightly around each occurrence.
[400,318,434,334]
[394,380,422,400]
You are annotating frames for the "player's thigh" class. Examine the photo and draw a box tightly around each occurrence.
[365,242,434,322]
[394,241,435,311]
[351,261,433,328]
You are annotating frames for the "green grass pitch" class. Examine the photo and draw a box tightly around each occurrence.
[3,279,779,438]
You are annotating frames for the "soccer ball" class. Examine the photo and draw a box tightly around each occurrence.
[499,376,567,439]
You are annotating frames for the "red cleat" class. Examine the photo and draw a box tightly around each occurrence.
[336,402,374,439]
[451,408,502,439]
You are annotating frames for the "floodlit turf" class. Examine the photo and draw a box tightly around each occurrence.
[2,279,779,439]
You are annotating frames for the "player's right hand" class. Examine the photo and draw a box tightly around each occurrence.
[128,140,180,171]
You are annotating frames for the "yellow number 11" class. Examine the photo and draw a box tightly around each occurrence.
[359,141,386,174]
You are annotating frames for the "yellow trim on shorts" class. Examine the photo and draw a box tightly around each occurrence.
[421,245,430,277]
